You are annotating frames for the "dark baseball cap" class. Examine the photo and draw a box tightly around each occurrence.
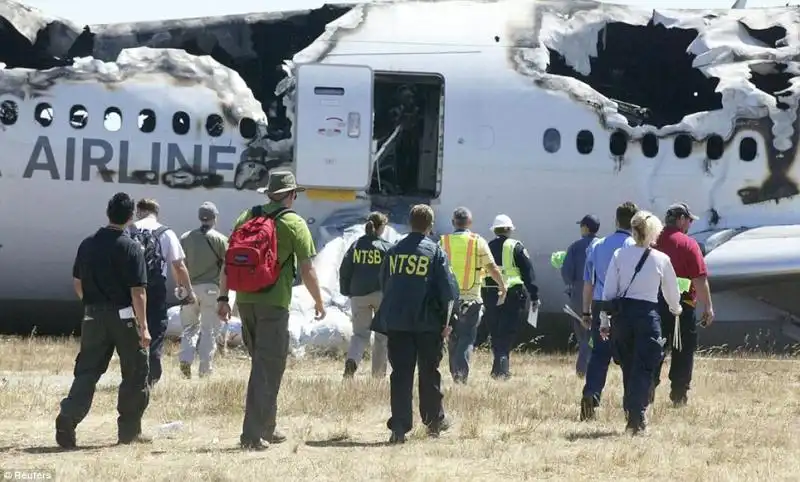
[666,202,699,220]
[577,214,600,232]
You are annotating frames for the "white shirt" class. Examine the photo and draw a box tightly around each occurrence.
[134,215,185,279]
[601,245,682,314]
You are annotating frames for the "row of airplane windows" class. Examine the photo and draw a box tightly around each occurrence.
[0,100,259,139]
[0,99,760,161]
[546,128,758,162]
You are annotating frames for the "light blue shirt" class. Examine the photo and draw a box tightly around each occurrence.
[583,229,635,301]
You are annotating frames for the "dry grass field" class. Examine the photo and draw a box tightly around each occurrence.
[1,336,799,482]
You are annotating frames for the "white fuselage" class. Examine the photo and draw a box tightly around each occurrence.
[1,1,799,327]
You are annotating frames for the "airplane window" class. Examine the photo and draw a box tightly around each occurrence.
[576,130,594,155]
[69,105,88,129]
[0,100,18,125]
[172,111,190,135]
[239,117,257,139]
[706,135,723,160]
[542,128,561,153]
[34,102,53,127]
[205,114,224,137]
[138,109,156,133]
[609,130,628,156]
[674,134,692,159]
[739,137,757,162]
[104,107,122,132]
[642,133,659,158]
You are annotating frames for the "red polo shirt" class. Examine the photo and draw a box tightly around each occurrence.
[654,226,707,305]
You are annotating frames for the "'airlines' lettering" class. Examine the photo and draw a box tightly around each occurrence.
[389,254,429,277]
[353,249,382,265]
[21,136,246,189]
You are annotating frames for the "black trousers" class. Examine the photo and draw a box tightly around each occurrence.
[654,300,698,398]
[146,284,168,386]
[482,286,528,375]
[386,330,445,434]
[58,306,150,440]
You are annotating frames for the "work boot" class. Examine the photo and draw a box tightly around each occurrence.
[427,417,452,438]
[670,390,688,407]
[263,430,287,444]
[55,415,76,450]
[580,396,597,421]
[343,359,357,379]
[180,362,192,379]
[626,413,647,436]
[388,431,406,444]
[240,436,268,451]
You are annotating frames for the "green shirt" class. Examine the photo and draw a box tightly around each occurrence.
[230,202,316,308]
[180,228,228,285]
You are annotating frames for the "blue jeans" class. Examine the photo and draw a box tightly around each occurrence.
[447,301,482,383]
[613,298,664,424]
[582,301,614,403]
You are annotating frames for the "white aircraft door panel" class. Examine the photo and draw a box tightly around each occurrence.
[293,63,374,191]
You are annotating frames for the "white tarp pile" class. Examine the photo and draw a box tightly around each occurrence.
[166,218,406,357]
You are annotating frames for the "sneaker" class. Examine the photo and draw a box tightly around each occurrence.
[388,431,406,444]
[180,362,192,379]
[343,359,357,379]
[55,415,76,450]
[580,396,596,421]
[240,437,268,451]
[264,430,287,444]
[118,434,152,445]
[427,417,451,437]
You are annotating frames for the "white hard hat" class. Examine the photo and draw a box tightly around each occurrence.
[491,214,514,230]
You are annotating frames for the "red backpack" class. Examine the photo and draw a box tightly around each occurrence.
[225,205,294,293]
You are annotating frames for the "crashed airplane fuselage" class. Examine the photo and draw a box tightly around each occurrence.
[2,0,800,345]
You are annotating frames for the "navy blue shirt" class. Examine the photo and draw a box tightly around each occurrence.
[485,236,539,301]
[371,232,459,333]
[339,234,394,297]
[561,234,598,310]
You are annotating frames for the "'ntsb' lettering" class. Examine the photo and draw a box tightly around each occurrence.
[389,254,429,277]
[354,249,382,265]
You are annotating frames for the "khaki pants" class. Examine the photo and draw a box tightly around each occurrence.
[239,302,290,442]
[347,291,388,377]
[179,283,222,376]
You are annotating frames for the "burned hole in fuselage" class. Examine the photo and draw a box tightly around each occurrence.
[546,21,722,128]
[369,73,444,198]
[738,21,787,49]
[749,62,793,110]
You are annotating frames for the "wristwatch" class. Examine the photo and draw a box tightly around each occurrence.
[217,296,229,303]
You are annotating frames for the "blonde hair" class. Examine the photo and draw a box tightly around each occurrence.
[631,210,663,247]
[409,204,435,233]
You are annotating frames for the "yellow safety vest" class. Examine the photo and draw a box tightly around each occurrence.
[440,232,479,291]
[502,238,523,288]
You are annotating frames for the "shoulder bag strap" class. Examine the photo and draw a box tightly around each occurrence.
[620,248,651,298]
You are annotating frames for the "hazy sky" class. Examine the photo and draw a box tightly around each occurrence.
[19,0,797,25]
